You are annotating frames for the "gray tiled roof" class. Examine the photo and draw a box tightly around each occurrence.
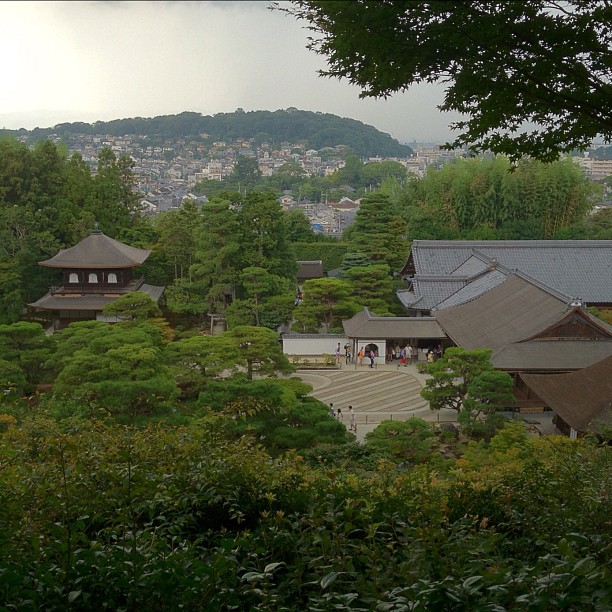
[407,240,612,305]
[282,333,347,339]
[397,277,466,309]
[343,308,446,339]
[435,269,509,309]
[450,253,490,276]
[39,230,151,268]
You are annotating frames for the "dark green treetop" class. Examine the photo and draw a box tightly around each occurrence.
[279,1,612,162]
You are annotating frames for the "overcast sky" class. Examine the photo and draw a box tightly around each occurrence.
[0,1,461,144]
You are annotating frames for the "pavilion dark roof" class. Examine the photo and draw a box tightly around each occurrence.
[39,230,151,269]
[28,284,165,311]
[520,357,612,433]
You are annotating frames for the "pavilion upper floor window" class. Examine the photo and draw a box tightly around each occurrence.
[88,273,98,284]
[69,273,79,283]
[108,273,118,284]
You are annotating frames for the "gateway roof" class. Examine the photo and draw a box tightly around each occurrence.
[297,260,325,281]
[343,308,446,339]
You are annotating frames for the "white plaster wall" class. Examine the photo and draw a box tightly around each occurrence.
[96,313,120,323]
[283,336,348,356]
[283,336,386,365]
[356,340,386,365]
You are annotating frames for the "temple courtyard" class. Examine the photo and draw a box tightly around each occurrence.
[295,362,556,441]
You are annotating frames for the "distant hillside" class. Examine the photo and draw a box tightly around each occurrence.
[4,109,413,158]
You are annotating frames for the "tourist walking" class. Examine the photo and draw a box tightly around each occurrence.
[329,402,335,418]
[348,405,356,432]
[335,343,341,364]
[357,347,364,366]
[336,407,343,422]
[369,350,375,368]
[398,347,406,367]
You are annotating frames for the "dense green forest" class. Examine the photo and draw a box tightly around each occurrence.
[0,135,610,608]
[0,109,413,158]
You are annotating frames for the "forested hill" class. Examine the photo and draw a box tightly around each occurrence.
[6,109,413,158]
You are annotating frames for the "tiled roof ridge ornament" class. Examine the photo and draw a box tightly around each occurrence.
[92,222,102,235]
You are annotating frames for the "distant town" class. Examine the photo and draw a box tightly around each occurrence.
[13,130,612,236]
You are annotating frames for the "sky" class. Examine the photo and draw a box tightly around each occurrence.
[0,1,462,144]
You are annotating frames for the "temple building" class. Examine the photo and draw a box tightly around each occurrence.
[398,239,612,315]
[28,227,165,331]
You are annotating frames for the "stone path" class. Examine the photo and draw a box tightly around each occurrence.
[296,362,458,441]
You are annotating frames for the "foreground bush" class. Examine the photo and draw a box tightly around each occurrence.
[0,417,609,610]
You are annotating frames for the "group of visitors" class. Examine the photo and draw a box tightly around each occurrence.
[336,342,444,368]
[355,347,376,367]
[426,345,443,362]
[387,343,417,367]
[338,344,376,368]
[330,403,356,432]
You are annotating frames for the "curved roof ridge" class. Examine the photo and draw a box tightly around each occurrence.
[433,269,508,310]
[39,231,151,268]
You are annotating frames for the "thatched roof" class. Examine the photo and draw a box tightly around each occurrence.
[520,357,612,433]
[434,274,570,350]
[492,340,612,371]
[433,274,612,371]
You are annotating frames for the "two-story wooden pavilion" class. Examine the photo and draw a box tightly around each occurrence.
[28,227,164,330]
